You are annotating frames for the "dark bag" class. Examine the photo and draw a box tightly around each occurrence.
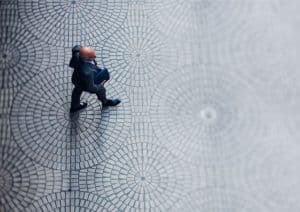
[69,45,82,69]
[94,68,110,84]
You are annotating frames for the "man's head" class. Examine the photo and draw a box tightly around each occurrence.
[80,47,96,61]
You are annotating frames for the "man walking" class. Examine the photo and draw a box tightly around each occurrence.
[69,46,121,113]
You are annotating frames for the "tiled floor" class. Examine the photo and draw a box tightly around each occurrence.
[0,0,300,211]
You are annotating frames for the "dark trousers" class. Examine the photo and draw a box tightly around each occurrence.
[71,68,109,109]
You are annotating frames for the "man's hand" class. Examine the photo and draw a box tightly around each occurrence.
[101,80,106,86]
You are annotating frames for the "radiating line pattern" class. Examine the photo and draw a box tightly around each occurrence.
[0,145,65,212]
[17,0,129,47]
[10,66,132,170]
[0,0,300,211]
[25,192,115,212]
[79,141,194,211]
[101,23,177,88]
[0,23,50,88]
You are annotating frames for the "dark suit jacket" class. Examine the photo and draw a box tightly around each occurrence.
[69,45,107,93]
[71,62,104,93]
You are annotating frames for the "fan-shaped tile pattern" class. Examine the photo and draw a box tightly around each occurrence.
[25,192,115,212]
[10,66,132,170]
[79,141,194,211]
[101,23,177,88]
[0,145,63,212]
[17,0,129,47]
[0,23,51,88]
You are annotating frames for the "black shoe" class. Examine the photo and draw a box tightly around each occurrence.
[70,102,87,113]
[103,99,121,107]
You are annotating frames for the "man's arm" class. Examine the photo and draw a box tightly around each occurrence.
[83,66,103,93]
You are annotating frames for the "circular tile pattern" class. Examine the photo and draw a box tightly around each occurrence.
[102,24,176,87]
[25,192,115,211]
[173,188,268,212]
[149,0,252,42]
[82,141,192,211]
[0,145,42,211]
[11,65,131,170]
[17,0,129,47]
[0,24,49,88]
[0,1,299,211]
[150,65,268,165]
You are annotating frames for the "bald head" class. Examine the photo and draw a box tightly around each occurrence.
[80,47,96,61]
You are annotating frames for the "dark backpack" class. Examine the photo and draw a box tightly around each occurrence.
[69,45,82,69]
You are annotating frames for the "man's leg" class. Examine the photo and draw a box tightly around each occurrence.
[70,86,87,112]
[95,84,108,105]
[95,84,121,107]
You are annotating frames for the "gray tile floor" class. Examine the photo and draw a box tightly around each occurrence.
[0,0,300,211]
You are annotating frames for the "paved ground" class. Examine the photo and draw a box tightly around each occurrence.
[0,0,300,211]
